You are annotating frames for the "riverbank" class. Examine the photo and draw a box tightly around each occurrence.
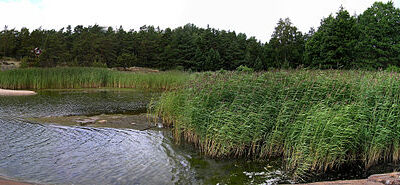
[0,88,36,96]
[153,70,400,179]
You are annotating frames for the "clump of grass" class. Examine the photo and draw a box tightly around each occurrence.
[0,67,188,90]
[152,69,400,179]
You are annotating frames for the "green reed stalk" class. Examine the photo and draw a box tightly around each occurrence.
[0,67,188,91]
[152,69,400,179]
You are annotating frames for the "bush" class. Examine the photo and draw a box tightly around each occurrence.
[236,65,254,73]
[385,65,400,73]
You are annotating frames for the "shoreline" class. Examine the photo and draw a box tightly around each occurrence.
[0,89,36,96]
[1,173,398,185]
[0,176,34,185]
[306,172,400,185]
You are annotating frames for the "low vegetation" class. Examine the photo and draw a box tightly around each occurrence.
[152,69,400,178]
[0,67,188,90]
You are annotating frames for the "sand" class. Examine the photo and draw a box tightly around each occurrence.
[0,89,36,96]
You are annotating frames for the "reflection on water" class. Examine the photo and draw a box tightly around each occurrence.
[0,89,289,185]
[0,89,153,118]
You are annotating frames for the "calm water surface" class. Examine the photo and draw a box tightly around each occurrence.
[0,89,288,185]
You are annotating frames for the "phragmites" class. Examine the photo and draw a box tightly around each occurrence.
[0,67,188,91]
[152,69,400,179]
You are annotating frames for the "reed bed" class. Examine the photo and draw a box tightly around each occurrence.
[0,67,188,90]
[151,69,400,179]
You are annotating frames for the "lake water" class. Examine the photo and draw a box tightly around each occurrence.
[0,89,289,185]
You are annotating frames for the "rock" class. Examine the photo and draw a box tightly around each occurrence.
[97,120,107,124]
[368,172,400,185]
[306,179,383,185]
[76,117,98,125]
[306,173,400,185]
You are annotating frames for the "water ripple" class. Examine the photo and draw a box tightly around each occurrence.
[0,90,198,185]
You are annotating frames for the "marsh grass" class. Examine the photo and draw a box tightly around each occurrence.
[151,70,400,179]
[0,67,188,90]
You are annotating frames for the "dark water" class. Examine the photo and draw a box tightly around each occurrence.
[0,89,289,185]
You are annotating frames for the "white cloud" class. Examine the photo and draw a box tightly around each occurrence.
[0,0,396,42]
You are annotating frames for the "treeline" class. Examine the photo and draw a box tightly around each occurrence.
[0,1,399,71]
[0,24,265,71]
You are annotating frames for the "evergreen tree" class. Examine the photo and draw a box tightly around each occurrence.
[305,7,360,69]
[0,23,270,70]
[116,53,138,68]
[15,27,33,59]
[269,18,305,68]
[357,1,400,68]
[0,26,18,57]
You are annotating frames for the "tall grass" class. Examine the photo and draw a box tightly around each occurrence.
[151,70,400,179]
[0,67,188,90]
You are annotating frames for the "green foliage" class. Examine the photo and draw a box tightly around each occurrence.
[235,65,254,73]
[174,65,185,71]
[0,67,188,90]
[0,26,18,57]
[0,24,267,71]
[269,18,305,68]
[305,7,360,69]
[19,56,40,67]
[153,70,400,179]
[385,65,400,73]
[92,60,107,68]
[19,57,29,68]
[357,1,400,68]
[2,1,400,71]
[116,53,138,68]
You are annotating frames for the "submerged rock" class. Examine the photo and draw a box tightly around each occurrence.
[28,113,162,130]
[97,120,107,124]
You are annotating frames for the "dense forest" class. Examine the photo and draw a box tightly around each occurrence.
[0,1,399,71]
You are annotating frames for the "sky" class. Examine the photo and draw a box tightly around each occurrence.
[0,0,399,42]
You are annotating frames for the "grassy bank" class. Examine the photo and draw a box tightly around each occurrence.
[152,70,400,178]
[0,67,188,90]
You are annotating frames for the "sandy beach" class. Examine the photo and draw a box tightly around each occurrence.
[0,89,36,96]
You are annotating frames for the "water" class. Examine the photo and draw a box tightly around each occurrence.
[0,89,289,185]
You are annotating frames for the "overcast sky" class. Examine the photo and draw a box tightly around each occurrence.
[0,0,399,42]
